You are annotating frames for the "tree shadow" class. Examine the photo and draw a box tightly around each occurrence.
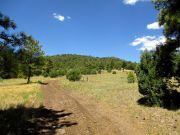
[0,80,48,86]
[21,81,49,85]
[137,90,180,111]
[0,105,78,135]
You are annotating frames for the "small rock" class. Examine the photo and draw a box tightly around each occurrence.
[143,118,146,120]
[58,129,66,134]
[52,126,56,129]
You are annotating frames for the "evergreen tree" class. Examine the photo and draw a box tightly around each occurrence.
[18,35,44,83]
[136,51,167,106]
[0,12,20,78]
[153,0,180,84]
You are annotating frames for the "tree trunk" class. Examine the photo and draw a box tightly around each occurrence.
[27,66,31,84]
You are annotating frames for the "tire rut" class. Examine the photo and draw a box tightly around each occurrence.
[41,80,123,135]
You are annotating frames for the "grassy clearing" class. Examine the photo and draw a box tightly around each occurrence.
[59,71,180,135]
[0,76,49,110]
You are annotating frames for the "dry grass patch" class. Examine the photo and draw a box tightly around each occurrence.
[0,76,50,110]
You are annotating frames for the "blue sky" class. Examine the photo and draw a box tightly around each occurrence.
[0,0,164,62]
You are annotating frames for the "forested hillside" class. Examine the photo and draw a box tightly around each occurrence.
[45,54,137,77]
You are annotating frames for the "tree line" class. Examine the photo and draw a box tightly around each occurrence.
[44,54,137,77]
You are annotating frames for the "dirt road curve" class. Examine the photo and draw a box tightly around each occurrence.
[41,80,141,135]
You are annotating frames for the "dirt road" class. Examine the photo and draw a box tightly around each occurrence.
[41,80,142,135]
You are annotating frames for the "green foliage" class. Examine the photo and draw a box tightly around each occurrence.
[0,12,45,82]
[49,70,59,78]
[135,0,180,107]
[58,69,67,76]
[153,0,180,39]
[42,72,48,77]
[97,69,102,74]
[47,55,137,76]
[18,35,45,84]
[107,68,112,73]
[0,12,20,79]
[136,51,168,106]
[66,69,81,81]
[127,72,135,83]
[152,0,180,85]
[112,71,116,74]
[0,47,19,78]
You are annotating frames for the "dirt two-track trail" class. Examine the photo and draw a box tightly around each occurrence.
[41,80,143,135]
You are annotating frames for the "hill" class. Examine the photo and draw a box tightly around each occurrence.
[45,54,137,76]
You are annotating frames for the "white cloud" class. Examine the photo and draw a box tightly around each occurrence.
[123,0,149,5]
[123,0,138,5]
[53,13,65,22]
[131,36,166,51]
[147,22,163,30]
[53,13,72,22]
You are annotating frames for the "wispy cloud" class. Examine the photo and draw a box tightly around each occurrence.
[123,0,149,5]
[53,13,71,22]
[147,22,163,30]
[53,13,65,22]
[131,36,166,51]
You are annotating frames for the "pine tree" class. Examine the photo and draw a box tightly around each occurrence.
[136,51,167,106]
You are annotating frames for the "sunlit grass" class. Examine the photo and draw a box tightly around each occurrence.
[59,71,180,135]
[0,77,49,110]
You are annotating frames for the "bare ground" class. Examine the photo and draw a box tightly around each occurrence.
[41,80,143,135]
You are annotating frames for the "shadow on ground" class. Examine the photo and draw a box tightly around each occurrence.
[0,105,78,135]
[0,80,48,86]
[137,90,180,111]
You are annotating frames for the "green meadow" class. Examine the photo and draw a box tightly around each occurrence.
[59,71,180,135]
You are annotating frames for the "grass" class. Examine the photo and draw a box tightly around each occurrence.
[0,77,53,135]
[59,71,180,135]
[0,76,48,110]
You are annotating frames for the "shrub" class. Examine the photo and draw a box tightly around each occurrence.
[42,72,49,77]
[127,72,135,83]
[58,70,66,76]
[33,69,42,76]
[49,70,59,78]
[89,69,97,75]
[17,73,25,78]
[66,69,81,81]
[112,71,116,74]
[97,69,101,74]
[107,69,112,73]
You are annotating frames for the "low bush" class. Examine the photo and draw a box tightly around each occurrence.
[127,72,135,83]
[49,70,59,78]
[112,71,116,74]
[58,70,66,76]
[66,69,81,81]
[42,72,49,77]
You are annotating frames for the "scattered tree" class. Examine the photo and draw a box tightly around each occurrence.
[18,35,44,83]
